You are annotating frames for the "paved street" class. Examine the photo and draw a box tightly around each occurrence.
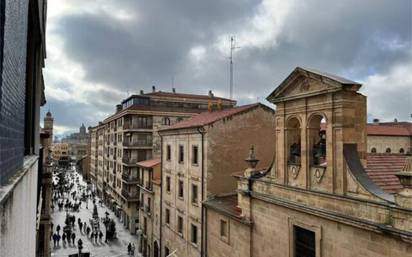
[50,166,141,257]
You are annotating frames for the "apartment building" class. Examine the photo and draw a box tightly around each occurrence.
[89,88,236,233]
[204,67,412,257]
[158,103,276,257]
[136,159,161,257]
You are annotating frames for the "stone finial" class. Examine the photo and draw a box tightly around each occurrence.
[395,155,412,208]
[244,145,259,177]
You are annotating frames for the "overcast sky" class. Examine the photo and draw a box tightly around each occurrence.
[41,0,412,136]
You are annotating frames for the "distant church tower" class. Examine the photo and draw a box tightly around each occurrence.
[80,123,86,135]
[44,111,54,143]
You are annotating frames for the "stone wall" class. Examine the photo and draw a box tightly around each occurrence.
[248,197,411,257]
[206,210,250,257]
[367,135,411,153]
[0,157,38,257]
[207,106,276,196]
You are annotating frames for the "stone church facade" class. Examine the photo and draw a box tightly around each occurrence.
[204,67,412,257]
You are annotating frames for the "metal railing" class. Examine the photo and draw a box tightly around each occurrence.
[123,140,152,147]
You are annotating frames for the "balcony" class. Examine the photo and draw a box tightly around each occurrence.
[122,156,138,165]
[122,173,139,183]
[123,140,152,148]
[145,181,153,191]
[121,189,140,202]
[123,123,153,130]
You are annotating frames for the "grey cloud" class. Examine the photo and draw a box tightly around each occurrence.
[44,0,412,131]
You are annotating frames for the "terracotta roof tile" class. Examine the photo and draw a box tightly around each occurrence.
[203,194,242,219]
[136,158,161,168]
[365,153,406,193]
[160,103,262,131]
[367,125,411,136]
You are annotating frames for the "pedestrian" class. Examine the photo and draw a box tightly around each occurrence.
[78,238,83,254]
[56,233,61,246]
[83,222,87,232]
[131,243,135,255]
[86,227,91,237]
[62,233,66,244]
[56,224,61,235]
[79,221,83,232]
[99,230,103,241]
[94,231,98,243]
[52,233,57,247]
[127,243,132,255]
[71,232,76,245]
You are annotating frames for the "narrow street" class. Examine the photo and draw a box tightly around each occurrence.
[50,165,141,257]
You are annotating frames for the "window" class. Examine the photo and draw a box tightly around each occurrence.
[166,145,171,161]
[191,224,198,245]
[371,147,377,153]
[177,216,183,235]
[162,117,171,125]
[178,180,184,198]
[400,148,405,154]
[179,145,184,163]
[386,148,391,153]
[165,208,170,225]
[191,184,198,204]
[220,220,228,237]
[143,217,147,234]
[164,247,170,257]
[192,145,199,165]
[166,176,171,192]
[294,226,315,257]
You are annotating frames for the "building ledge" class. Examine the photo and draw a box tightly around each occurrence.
[0,155,38,205]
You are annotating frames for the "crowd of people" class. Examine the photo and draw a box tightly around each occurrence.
[50,167,137,256]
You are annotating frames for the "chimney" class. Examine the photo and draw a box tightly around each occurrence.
[395,154,412,208]
[373,118,379,125]
[152,86,156,92]
[172,88,176,93]
[208,90,214,98]
[140,90,144,95]
[116,104,122,112]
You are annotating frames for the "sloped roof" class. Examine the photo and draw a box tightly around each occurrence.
[365,153,406,193]
[203,194,246,222]
[136,158,161,168]
[144,91,235,103]
[267,67,361,103]
[367,125,411,136]
[160,103,268,131]
[300,67,360,85]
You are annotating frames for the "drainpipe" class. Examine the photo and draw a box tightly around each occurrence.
[196,127,206,257]
[159,134,164,257]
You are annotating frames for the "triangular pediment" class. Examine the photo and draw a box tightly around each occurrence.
[267,67,361,104]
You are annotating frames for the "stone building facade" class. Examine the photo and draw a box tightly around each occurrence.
[158,103,275,257]
[136,159,161,257]
[366,122,412,154]
[204,67,412,257]
[0,0,48,256]
[88,89,236,234]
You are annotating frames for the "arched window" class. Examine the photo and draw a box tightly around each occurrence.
[371,147,377,153]
[308,114,327,167]
[399,148,405,154]
[162,117,170,126]
[286,117,301,165]
[385,148,391,153]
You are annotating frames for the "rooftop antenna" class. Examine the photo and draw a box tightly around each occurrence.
[229,36,240,100]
